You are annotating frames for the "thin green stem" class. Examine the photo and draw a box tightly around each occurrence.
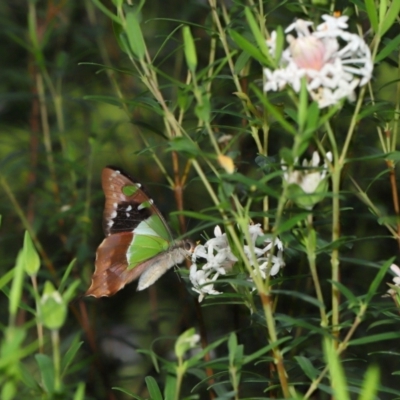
[0,174,56,275]
[52,329,61,392]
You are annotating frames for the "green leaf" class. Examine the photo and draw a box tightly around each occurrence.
[59,259,76,294]
[125,8,146,60]
[0,269,15,292]
[1,380,16,400]
[234,51,251,74]
[168,136,199,157]
[375,34,400,62]
[324,338,350,400]
[294,356,319,380]
[244,7,271,63]
[113,387,145,399]
[275,213,310,234]
[379,0,400,36]
[145,376,163,400]
[298,78,308,133]
[349,332,400,346]
[329,280,358,306]
[228,332,238,365]
[164,373,177,400]
[272,289,324,309]
[19,362,41,390]
[229,30,270,65]
[182,26,197,72]
[358,365,380,400]
[35,354,54,394]
[243,336,292,365]
[61,336,83,377]
[365,258,393,304]
[73,383,86,400]
[364,0,379,33]
[9,250,26,319]
[22,231,40,276]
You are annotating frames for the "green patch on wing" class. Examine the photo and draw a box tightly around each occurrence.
[122,185,139,196]
[127,215,171,269]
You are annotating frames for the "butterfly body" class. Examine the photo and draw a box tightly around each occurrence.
[86,167,193,297]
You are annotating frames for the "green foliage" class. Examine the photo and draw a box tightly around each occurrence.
[1,0,400,399]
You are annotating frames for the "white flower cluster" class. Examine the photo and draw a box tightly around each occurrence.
[189,225,285,302]
[264,15,373,108]
[281,151,332,209]
[282,151,332,193]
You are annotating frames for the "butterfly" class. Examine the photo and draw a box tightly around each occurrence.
[86,166,194,297]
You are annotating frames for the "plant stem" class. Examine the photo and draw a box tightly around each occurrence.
[52,329,61,392]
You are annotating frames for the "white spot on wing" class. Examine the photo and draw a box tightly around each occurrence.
[126,205,132,211]
[126,213,130,218]
[111,211,117,218]
[113,202,117,208]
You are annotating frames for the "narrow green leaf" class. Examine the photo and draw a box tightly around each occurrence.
[329,280,358,306]
[35,354,54,394]
[1,380,16,400]
[228,333,238,365]
[61,279,81,304]
[145,376,163,400]
[272,289,324,309]
[61,336,83,377]
[19,362,41,390]
[364,0,379,33]
[380,0,400,36]
[0,269,15,292]
[244,7,271,63]
[375,34,400,62]
[324,338,350,400]
[350,332,400,346]
[113,387,144,399]
[234,51,251,74]
[73,383,86,400]
[125,9,146,60]
[294,356,319,380]
[358,365,380,400]
[164,374,177,400]
[9,250,26,319]
[59,259,76,294]
[182,26,197,72]
[298,78,308,133]
[242,336,292,365]
[378,0,387,28]
[304,101,320,137]
[365,258,393,304]
[275,213,310,234]
[229,30,270,65]
[23,231,40,276]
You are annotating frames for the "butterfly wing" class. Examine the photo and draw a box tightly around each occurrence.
[86,166,174,297]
